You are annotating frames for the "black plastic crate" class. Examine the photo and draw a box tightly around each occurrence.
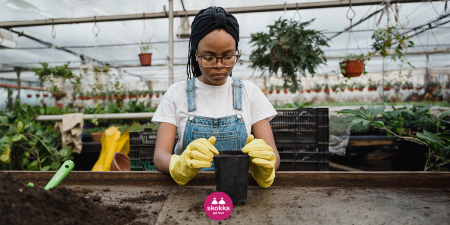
[129,128,177,160]
[271,108,329,146]
[277,144,329,171]
[278,161,329,171]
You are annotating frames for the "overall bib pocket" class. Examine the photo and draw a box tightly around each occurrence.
[192,130,240,151]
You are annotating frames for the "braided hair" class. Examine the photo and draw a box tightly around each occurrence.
[187,6,240,80]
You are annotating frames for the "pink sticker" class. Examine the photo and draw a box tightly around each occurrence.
[204,191,233,221]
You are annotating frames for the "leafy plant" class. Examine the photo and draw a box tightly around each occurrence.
[249,18,329,90]
[31,62,75,92]
[0,103,73,171]
[369,27,415,73]
[339,54,369,75]
[356,83,366,89]
[139,36,157,54]
[338,105,450,171]
[311,83,322,92]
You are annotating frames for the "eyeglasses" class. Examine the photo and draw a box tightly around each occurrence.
[196,50,241,67]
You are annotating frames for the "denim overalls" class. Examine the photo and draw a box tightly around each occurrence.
[182,78,248,171]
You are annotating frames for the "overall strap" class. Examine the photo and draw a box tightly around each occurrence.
[186,78,196,112]
[232,78,243,111]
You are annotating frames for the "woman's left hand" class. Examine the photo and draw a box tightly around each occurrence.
[241,134,276,188]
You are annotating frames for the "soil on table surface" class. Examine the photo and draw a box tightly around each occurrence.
[0,173,141,225]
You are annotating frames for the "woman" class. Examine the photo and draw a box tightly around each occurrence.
[153,6,280,188]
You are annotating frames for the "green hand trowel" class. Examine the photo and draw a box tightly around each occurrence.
[43,160,75,190]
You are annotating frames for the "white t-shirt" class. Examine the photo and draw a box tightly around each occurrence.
[152,76,277,154]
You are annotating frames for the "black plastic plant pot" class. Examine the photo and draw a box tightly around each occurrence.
[214,151,249,206]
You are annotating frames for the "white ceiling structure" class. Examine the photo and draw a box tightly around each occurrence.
[0,0,449,87]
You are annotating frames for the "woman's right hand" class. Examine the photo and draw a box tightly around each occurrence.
[169,137,219,185]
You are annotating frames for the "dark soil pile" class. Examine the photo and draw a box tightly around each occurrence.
[0,173,140,225]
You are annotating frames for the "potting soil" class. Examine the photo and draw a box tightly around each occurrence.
[0,173,140,225]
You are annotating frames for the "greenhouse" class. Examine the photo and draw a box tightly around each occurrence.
[0,0,449,224]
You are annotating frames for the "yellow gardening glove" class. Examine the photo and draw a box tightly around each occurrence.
[169,137,219,186]
[241,135,276,188]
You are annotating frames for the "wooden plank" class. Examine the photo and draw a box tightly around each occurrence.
[348,140,394,146]
[2,171,449,188]
[329,162,363,171]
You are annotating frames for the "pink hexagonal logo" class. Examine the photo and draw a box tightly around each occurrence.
[204,191,233,221]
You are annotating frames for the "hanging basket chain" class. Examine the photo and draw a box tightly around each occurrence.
[51,19,56,70]
[293,3,302,22]
[346,0,355,20]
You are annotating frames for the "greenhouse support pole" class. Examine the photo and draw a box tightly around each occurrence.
[168,0,174,85]
[14,67,21,104]
[382,57,385,102]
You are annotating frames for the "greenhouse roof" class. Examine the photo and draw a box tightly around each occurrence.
[0,0,449,85]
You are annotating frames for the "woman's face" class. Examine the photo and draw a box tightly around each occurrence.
[196,29,236,86]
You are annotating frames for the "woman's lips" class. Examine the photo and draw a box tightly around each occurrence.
[212,73,225,79]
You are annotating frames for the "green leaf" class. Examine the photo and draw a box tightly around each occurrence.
[12,134,22,142]
[27,160,39,171]
[41,165,51,171]
[362,120,370,127]
[51,161,61,170]
[42,137,52,144]
[439,109,450,121]
[339,116,362,123]
[21,157,29,167]
[40,107,45,115]
[0,148,10,163]
[415,105,432,114]
[338,109,367,118]
[0,116,8,124]
[372,105,386,117]
[371,121,385,127]
[0,136,9,143]
[25,151,30,157]
[19,134,28,142]
[349,118,365,128]
[59,147,72,157]
[35,129,43,136]
[417,131,442,146]
[17,121,24,134]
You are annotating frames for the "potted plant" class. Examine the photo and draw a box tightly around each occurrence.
[312,84,322,93]
[31,62,74,93]
[155,91,160,98]
[43,92,49,97]
[86,66,109,87]
[323,84,330,93]
[339,54,367,77]
[249,18,329,93]
[35,93,40,98]
[139,37,157,66]
[275,86,281,94]
[368,80,378,91]
[357,83,365,91]
[289,86,296,94]
[416,84,424,90]
[407,82,414,90]
[331,84,339,92]
[27,94,32,98]
[347,83,355,92]
[162,90,166,96]
[268,85,274,94]
[148,90,154,99]
[384,81,393,91]
[401,83,408,90]
[283,87,288,94]
[339,83,346,92]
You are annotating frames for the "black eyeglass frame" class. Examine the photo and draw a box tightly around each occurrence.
[195,50,241,68]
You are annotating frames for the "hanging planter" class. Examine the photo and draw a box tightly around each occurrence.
[348,87,354,92]
[283,88,288,94]
[305,89,311,93]
[43,93,49,97]
[340,57,365,77]
[139,15,157,66]
[27,94,32,98]
[35,94,40,98]
[139,53,152,66]
[80,96,86,100]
